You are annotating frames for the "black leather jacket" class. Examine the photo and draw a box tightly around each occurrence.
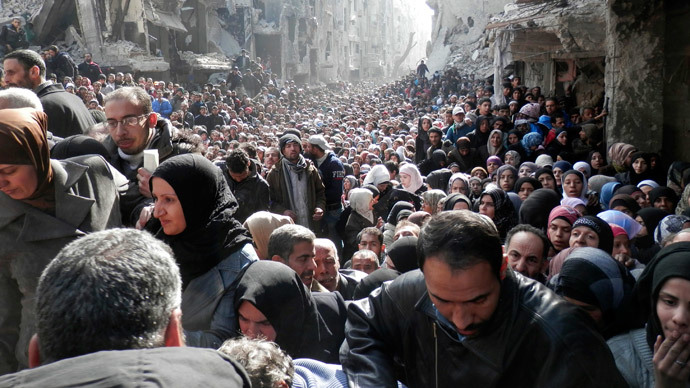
[340,269,628,388]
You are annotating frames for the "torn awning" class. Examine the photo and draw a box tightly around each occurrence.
[144,4,188,33]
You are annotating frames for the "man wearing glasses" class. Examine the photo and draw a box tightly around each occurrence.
[103,86,174,225]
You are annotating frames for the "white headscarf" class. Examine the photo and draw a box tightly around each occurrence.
[349,188,374,223]
[362,164,390,186]
[399,163,424,193]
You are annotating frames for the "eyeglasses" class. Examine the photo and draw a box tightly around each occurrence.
[105,114,149,130]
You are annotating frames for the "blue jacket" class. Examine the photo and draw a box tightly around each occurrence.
[152,98,173,118]
[316,152,345,207]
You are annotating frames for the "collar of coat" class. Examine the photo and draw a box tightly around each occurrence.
[0,159,95,241]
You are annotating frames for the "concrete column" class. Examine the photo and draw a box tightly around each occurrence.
[194,0,209,53]
[604,0,665,152]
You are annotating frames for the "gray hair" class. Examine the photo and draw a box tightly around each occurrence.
[267,224,315,261]
[352,249,379,264]
[314,238,339,261]
[0,87,43,111]
[104,86,152,114]
[36,228,182,363]
[218,337,294,388]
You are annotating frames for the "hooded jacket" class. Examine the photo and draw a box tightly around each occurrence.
[340,269,628,388]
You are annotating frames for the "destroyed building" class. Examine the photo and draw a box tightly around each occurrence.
[21,0,430,85]
[425,0,690,161]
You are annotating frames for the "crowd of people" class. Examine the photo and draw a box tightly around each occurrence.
[0,43,689,388]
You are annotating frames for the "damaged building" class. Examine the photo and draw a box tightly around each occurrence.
[23,0,430,85]
[425,0,690,161]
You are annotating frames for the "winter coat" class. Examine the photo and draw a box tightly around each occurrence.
[35,82,96,138]
[217,159,270,223]
[0,156,126,373]
[340,269,629,388]
[607,328,653,388]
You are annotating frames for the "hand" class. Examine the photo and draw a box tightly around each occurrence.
[135,205,154,230]
[312,207,324,221]
[283,210,297,222]
[614,253,635,268]
[653,332,690,388]
[137,168,153,198]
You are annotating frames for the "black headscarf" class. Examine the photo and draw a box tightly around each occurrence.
[534,168,558,192]
[233,261,338,362]
[626,151,652,186]
[426,168,453,192]
[388,236,419,273]
[572,216,614,254]
[633,242,690,349]
[518,188,561,231]
[50,134,110,160]
[476,186,517,239]
[150,154,253,288]
[387,201,415,225]
[443,193,472,211]
[553,247,635,339]
[513,177,542,195]
[608,194,641,217]
[648,186,679,210]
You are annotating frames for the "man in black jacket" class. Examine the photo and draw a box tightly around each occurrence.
[340,211,628,388]
[217,148,269,223]
[3,49,95,138]
[47,45,77,81]
[77,52,102,83]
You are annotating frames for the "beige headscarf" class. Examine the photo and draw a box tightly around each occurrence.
[243,211,294,259]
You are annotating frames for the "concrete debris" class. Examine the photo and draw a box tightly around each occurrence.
[179,51,233,71]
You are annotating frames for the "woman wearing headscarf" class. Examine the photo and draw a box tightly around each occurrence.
[476,185,518,240]
[234,260,346,363]
[504,149,521,168]
[600,181,622,211]
[676,183,690,216]
[552,160,573,192]
[467,115,492,149]
[486,155,503,176]
[547,206,581,255]
[552,247,636,339]
[616,152,652,186]
[447,172,470,196]
[398,163,425,195]
[587,150,607,176]
[148,153,258,347]
[519,131,544,162]
[421,189,447,215]
[546,127,569,160]
[442,192,473,211]
[496,164,518,192]
[382,201,415,248]
[665,161,690,196]
[343,188,376,260]
[562,170,589,203]
[607,142,637,174]
[447,137,480,172]
[649,187,680,214]
[608,194,641,218]
[518,161,539,178]
[478,129,506,163]
[570,216,615,255]
[518,188,561,231]
[615,185,649,210]
[425,168,453,192]
[573,161,592,179]
[514,176,542,201]
[654,215,690,246]
[243,211,294,260]
[535,167,558,192]
[0,108,125,371]
[607,242,690,388]
[341,175,358,206]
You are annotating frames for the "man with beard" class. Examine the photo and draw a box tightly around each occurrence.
[340,211,628,387]
[268,224,318,290]
[266,133,326,230]
[3,49,95,137]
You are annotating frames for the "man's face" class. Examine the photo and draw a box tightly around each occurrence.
[506,232,545,280]
[285,241,317,288]
[358,233,382,256]
[454,113,464,124]
[104,99,152,155]
[352,254,378,274]
[423,258,500,337]
[282,142,301,163]
[229,167,250,183]
[545,100,557,115]
[429,131,441,146]
[3,59,36,89]
[314,243,339,291]
[479,101,491,115]
[84,54,92,63]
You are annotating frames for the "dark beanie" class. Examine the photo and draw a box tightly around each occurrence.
[279,133,302,152]
[572,216,614,254]
[388,236,419,273]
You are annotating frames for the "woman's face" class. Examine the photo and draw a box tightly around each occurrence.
[238,301,277,341]
[635,215,648,237]
[505,153,515,166]
[518,182,534,201]
[656,277,690,340]
[590,152,604,169]
[479,120,490,133]
[422,119,431,129]
[470,180,482,195]
[632,157,648,174]
[557,132,567,146]
[472,169,487,179]
[548,218,572,251]
[569,226,599,249]
[343,179,352,191]
[508,133,519,145]
[0,164,38,200]
[152,177,187,236]
[452,201,470,211]
[553,168,564,185]
[612,234,631,257]
[450,179,467,195]
[499,171,516,192]
[487,161,499,174]
[518,166,532,178]
[399,173,411,188]
[490,132,502,148]
[538,174,556,190]
[479,194,495,219]
[612,205,634,218]
[562,174,583,198]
